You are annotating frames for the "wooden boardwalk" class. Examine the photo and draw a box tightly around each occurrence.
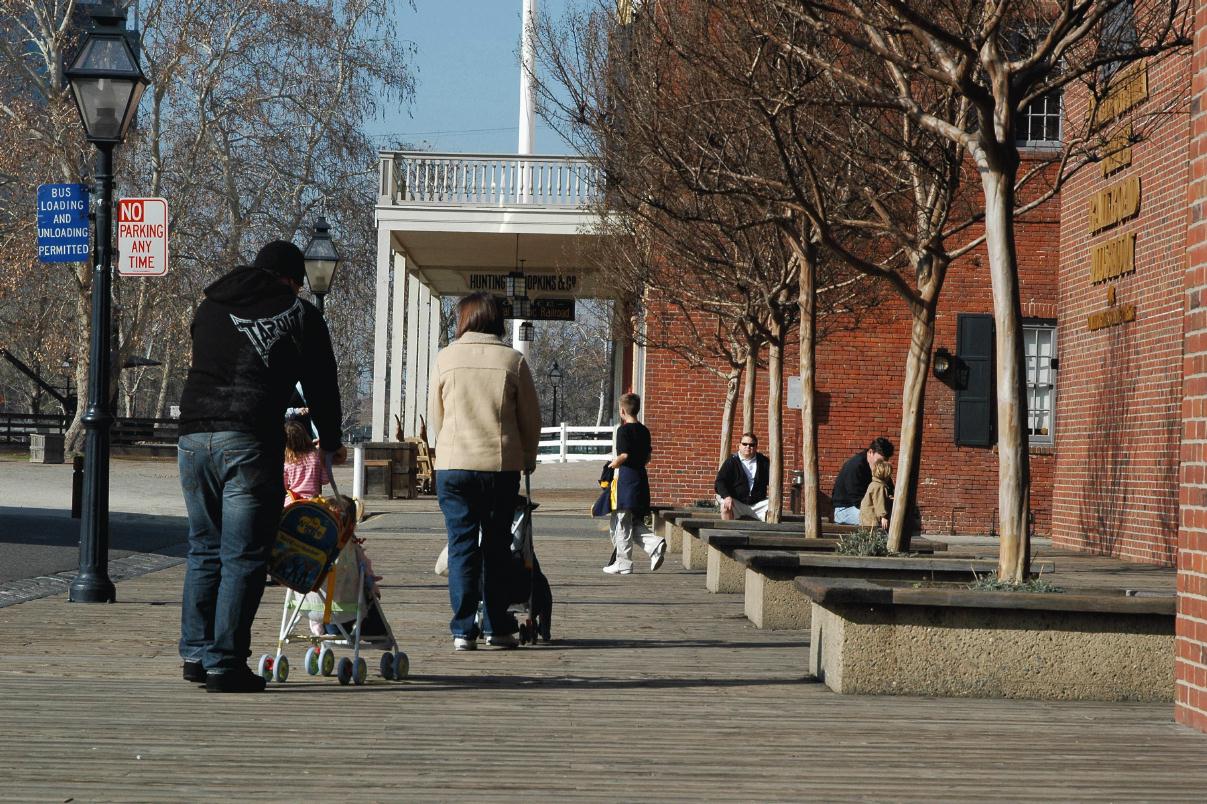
[2,513,1204,801]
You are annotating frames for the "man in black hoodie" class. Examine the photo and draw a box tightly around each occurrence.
[177,240,344,693]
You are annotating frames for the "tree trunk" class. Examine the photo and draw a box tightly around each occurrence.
[980,163,1031,583]
[742,347,757,435]
[154,350,175,419]
[797,244,821,539]
[766,321,784,524]
[719,368,740,468]
[888,300,937,553]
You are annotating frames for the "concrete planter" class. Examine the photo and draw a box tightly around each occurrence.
[800,577,1175,702]
[668,516,859,572]
[734,550,989,631]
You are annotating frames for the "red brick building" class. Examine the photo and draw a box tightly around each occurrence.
[637,25,1207,732]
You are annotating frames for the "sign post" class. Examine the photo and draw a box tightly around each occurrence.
[36,183,90,263]
[116,197,169,276]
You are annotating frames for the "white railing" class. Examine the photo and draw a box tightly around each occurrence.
[537,423,614,463]
[379,150,602,208]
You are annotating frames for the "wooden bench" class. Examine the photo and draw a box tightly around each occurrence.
[697,529,945,594]
[731,550,1051,631]
[673,517,860,571]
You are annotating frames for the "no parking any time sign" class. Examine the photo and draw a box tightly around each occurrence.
[117,197,169,276]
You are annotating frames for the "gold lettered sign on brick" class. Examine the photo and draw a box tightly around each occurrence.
[1087,303,1136,331]
[1088,175,1141,234]
[1101,122,1133,177]
[1090,232,1136,283]
[1093,60,1149,127]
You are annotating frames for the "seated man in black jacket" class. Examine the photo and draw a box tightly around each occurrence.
[714,432,771,521]
[831,437,894,526]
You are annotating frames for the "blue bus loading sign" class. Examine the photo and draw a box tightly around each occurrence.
[37,183,90,263]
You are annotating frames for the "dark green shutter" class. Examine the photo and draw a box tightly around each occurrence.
[955,314,995,446]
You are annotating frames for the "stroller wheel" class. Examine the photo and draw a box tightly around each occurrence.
[393,651,410,679]
[336,657,353,686]
[257,654,273,681]
[274,654,289,683]
[353,657,368,686]
[379,652,394,681]
[305,647,320,676]
[320,646,336,676]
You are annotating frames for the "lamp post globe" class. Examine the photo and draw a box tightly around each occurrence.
[64,1,149,604]
[303,216,341,315]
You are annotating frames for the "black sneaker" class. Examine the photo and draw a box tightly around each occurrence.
[205,667,267,693]
[182,661,206,684]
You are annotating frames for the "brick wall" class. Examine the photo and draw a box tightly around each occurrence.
[1177,0,1207,734]
[1053,51,1191,567]
[641,208,1059,537]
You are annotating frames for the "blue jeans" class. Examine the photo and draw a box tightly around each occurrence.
[178,432,284,672]
[437,469,520,639]
[833,505,861,526]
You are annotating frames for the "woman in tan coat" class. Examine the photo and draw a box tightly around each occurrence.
[428,293,542,650]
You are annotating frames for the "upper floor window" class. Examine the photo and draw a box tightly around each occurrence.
[1016,91,1062,147]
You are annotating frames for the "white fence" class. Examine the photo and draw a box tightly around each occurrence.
[379,150,602,208]
[537,424,614,463]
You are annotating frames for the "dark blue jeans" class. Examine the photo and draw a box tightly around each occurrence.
[178,432,284,672]
[437,469,520,639]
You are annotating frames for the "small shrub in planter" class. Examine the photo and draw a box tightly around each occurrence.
[836,527,890,557]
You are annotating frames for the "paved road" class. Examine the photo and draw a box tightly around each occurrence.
[0,453,608,591]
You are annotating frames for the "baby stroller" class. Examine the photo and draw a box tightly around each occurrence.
[436,473,552,643]
[260,463,409,686]
[505,474,553,643]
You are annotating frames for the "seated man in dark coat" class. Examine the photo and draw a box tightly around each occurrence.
[714,432,771,521]
[831,437,894,526]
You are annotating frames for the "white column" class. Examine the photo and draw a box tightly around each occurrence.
[388,255,407,439]
[402,272,423,439]
[426,292,442,433]
[518,0,537,157]
[413,281,433,435]
[370,227,393,442]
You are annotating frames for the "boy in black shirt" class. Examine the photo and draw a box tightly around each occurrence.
[603,393,667,574]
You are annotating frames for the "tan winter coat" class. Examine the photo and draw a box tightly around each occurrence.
[428,332,542,472]
[859,477,892,528]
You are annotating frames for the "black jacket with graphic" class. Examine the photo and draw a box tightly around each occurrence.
[178,265,342,451]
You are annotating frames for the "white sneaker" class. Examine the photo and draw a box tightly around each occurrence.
[486,633,519,648]
[602,563,633,575]
[453,637,477,651]
[650,539,668,572]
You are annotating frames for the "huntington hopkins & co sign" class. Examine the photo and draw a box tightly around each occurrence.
[468,272,579,294]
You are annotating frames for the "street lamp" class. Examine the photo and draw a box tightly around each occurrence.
[547,360,563,426]
[64,1,148,604]
[303,216,341,315]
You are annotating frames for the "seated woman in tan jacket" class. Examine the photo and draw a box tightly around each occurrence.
[428,292,542,651]
[859,460,894,531]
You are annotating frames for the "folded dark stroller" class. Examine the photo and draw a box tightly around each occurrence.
[507,485,553,644]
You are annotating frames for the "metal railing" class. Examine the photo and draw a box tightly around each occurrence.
[379,150,602,208]
[537,424,615,463]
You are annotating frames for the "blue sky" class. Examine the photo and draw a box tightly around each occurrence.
[365,0,575,155]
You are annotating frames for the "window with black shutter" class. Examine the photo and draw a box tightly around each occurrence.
[955,314,995,446]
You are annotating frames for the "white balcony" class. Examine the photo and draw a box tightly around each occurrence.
[379,151,602,209]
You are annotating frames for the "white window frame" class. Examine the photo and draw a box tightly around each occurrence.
[1016,90,1063,148]
[1024,322,1057,445]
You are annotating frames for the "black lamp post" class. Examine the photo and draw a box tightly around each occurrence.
[303,216,341,315]
[65,1,148,604]
[547,360,563,427]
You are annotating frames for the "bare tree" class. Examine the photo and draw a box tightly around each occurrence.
[756,0,1190,578]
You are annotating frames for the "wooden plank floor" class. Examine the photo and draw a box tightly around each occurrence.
[1,516,1204,802]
